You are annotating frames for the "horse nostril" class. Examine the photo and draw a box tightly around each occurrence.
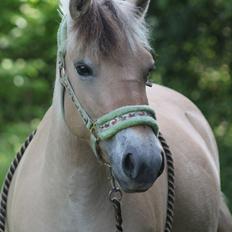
[123,153,135,178]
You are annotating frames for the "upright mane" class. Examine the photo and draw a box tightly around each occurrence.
[59,0,151,57]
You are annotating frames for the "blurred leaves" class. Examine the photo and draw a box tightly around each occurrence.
[0,0,58,189]
[0,0,232,210]
[0,0,59,124]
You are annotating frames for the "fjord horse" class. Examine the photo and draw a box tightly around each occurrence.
[2,0,232,231]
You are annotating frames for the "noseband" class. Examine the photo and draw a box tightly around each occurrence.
[57,16,159,163]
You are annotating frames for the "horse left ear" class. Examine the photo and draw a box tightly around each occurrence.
[135,0,150,18]
[69,0,92,20]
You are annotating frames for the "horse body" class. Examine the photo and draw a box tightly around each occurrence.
[148,86,221,231]
[5,84,225,232]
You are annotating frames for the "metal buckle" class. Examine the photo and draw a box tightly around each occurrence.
[59,66,65,78]
[58,55,66,78]
[61,67,65,77]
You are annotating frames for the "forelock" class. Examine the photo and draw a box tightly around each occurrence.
[62,0,151,58]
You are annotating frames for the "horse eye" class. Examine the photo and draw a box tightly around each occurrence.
[75,63,93,77]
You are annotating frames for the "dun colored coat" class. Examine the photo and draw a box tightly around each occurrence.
[4,0,232,231]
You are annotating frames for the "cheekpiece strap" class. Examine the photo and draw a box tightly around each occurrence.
[57,16,93,129]
[59,71,94,129]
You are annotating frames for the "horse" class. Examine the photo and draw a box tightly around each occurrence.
[1,0,232,231]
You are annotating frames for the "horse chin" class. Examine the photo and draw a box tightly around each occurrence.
[118,182,153,193]
[114,175,154,193]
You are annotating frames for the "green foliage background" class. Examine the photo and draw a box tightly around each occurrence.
[0,0,231,211]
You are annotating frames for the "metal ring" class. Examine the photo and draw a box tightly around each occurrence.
[109,188,123,202]
[60,67,65,77]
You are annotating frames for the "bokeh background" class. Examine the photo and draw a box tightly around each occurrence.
[0,0,231,210]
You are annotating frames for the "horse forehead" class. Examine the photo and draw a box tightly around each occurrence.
[67,37,152,67]
[64,0,151,59]
[104,44,153,65]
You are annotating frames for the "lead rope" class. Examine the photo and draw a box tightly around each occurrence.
[0,130,36,232]
[108,169,123,232]
[0,131,175,232]
[108,132,175,232]
[158,133,175,232]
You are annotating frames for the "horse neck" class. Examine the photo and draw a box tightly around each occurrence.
[46,61,109,209]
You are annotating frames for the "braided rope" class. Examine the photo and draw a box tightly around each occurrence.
[0,130,36,232]
[112,199,123,232]
[110,133,175,232]
[158,133,175,232]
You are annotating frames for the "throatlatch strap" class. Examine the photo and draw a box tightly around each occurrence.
[59,70,94,129]
[57,15,67,58]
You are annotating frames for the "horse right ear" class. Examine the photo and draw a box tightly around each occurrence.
[69,0,92,20]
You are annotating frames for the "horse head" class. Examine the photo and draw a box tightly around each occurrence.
[58,0,164,193]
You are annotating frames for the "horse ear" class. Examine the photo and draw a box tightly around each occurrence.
[135,0,150,18]
[69,0,92,20]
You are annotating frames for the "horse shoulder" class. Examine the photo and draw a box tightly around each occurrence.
[147,84,221,231]
[147,84,219,169]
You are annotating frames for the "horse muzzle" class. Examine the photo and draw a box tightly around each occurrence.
[88,105,164,192]
[100,126,164,193]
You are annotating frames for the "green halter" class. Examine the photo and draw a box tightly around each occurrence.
[57,16,159,163]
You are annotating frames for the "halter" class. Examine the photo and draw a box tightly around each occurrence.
[57,16,159,163]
